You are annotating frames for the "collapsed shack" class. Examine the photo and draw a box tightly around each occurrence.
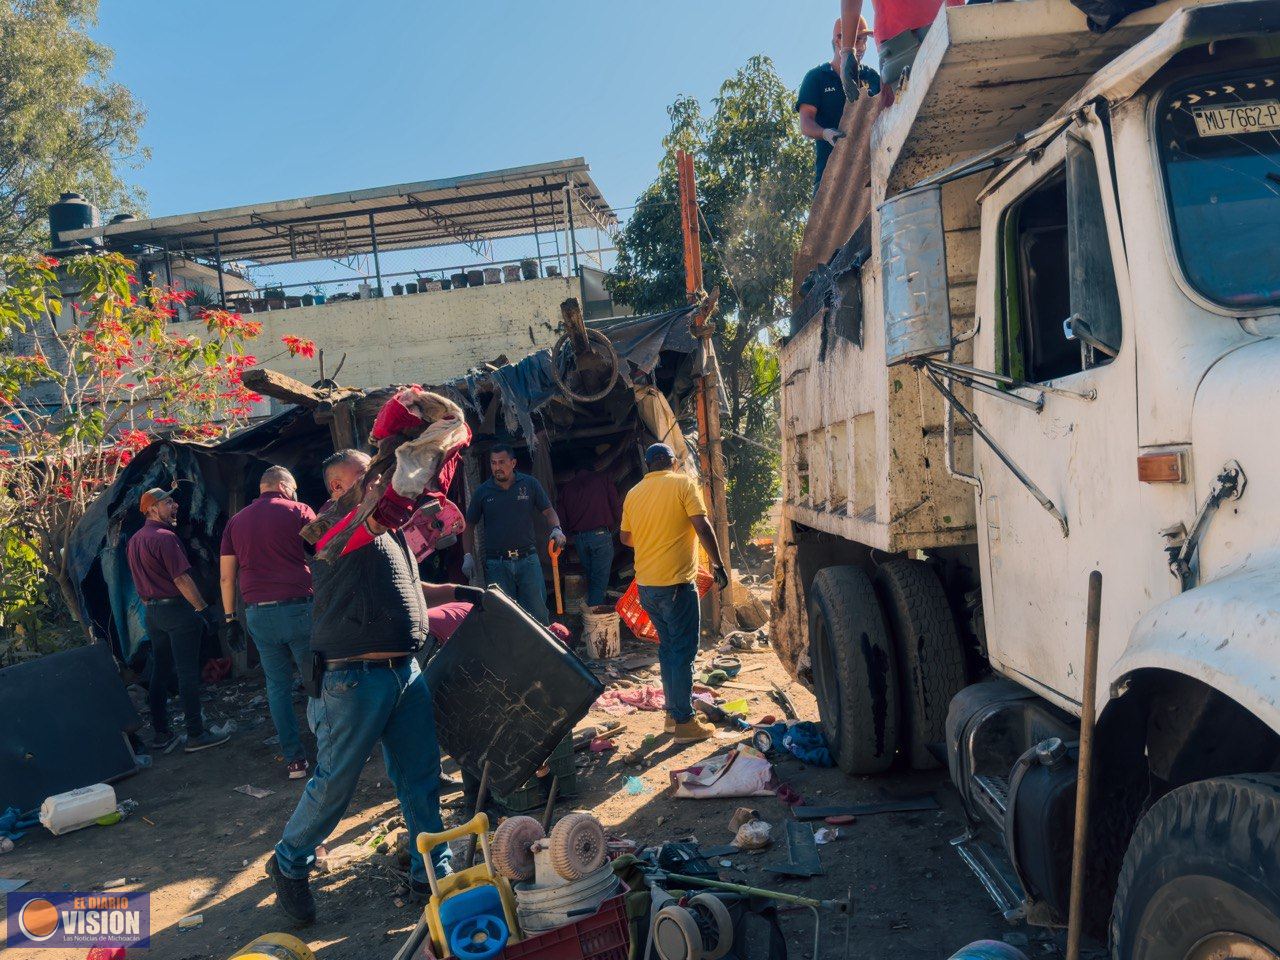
[70,302,719,670]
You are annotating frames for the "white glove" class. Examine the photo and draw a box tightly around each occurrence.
[822,127,846,146]
[462,552,476,579]
[550,526,567,549]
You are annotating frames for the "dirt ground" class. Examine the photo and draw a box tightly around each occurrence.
[3,621,1065,960]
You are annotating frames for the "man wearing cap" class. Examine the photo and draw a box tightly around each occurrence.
[219,465,317,780]
[461,443,565,624]
[620,444,730,743]
[126,487,230,753]
[839,0,961,94]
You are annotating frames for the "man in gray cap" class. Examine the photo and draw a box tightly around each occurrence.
[620,444,729,742]
[126,487,229,753]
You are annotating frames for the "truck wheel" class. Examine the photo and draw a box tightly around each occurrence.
[807,566,900,775]
[874,558,967,770]
[1111,775,1280,959]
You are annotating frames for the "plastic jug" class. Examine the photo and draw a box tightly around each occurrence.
[39,783,116,836]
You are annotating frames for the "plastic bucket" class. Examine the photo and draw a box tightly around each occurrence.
[503,264,522,283]
[483,267,502,285]
[581,607,620,660]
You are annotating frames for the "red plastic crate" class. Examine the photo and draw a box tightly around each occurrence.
[501,889,630,960]
[616,563,715,644]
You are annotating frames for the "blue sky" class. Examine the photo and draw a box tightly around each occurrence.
[93,1,849,224]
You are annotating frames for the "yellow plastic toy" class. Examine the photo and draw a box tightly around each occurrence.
[227,932,315,960]
[416,812,520,958]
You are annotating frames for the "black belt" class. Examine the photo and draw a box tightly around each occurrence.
[142,597,186,607]
[248,597,311,608]
[488,547,535,560]
[324,655,413,671]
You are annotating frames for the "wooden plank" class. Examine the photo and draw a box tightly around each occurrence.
[792,796,939,820]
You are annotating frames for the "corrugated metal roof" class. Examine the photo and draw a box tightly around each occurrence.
[57,158,615,266]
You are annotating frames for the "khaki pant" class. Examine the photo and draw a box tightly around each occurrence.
[879,25,929,88]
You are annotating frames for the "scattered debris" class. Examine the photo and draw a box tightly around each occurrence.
[624,777,648,795]
[824,814,856,826]
[0,838,13,855]
[671,748,775,799]
[594,685,666,715]
[814,827,839,844]
[101,877,131,890]
[764,821,823,878]
[0,878,29,894]
[792,796,938,820]
[234,784,273,799]
[733,819,773,850]
[177,914,204,929]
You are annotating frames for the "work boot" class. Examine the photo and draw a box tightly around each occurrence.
[439,772,463,793]
[287,758,309,780]
[663,715,677,735]
[671,717,716,743]
[184,729,231,753]
[267,854,316,925]
[150,730,178,753]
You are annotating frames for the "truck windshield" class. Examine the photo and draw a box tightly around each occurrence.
[1157,65,1280,310]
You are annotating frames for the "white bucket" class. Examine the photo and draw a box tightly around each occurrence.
[581,606,621,659]
[40,783,116,836]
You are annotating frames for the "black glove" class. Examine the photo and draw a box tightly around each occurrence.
[198,606,221,633]
[222,618,245,653]
[840,49,864,102]
[453,585,485,607]
[713,564,731,590]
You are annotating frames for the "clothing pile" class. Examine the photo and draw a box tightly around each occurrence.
[593,685,666,715]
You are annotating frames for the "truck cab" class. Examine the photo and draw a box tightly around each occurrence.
[773,0,1280,952]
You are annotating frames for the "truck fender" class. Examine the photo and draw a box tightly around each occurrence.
[1110,553,1280,736]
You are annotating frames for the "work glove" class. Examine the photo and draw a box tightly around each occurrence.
[222,617,245,653]
[462,552,476,580]
[712,564,731,591]
[198,606,221,634]
[861,64,882,98]
[840,48,863,101]
[453,584,485,607]
[821,127,847,147]
[550,526,567,549]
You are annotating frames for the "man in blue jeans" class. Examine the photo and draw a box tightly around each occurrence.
[461,444,565,624]
[268,460,453,924]
[620,444,730,742]
[557,454,622,608]
[220,466,316,780]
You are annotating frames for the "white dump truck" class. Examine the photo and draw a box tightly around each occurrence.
[771,0,1280,952]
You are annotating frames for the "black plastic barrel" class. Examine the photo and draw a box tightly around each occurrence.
[48,192,100,252]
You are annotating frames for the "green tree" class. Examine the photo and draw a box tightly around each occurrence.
[0,0,147,250]
[610,55,810,548]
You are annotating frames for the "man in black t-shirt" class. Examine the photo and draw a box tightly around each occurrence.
[796,17,873,193]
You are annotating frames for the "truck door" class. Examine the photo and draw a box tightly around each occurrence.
[972,117,1139,708]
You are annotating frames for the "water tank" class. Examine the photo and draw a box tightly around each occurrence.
[47,192,101,253]
[107,212,142,257]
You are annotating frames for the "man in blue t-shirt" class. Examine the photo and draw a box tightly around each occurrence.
[462,443,565,623]
[796,17,875,193]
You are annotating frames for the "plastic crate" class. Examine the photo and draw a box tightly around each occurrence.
[616,567,715,644]
[502,889,629,960]
[493,736,577,813]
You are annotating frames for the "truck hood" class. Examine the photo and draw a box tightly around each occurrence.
[1192,336,1280,581]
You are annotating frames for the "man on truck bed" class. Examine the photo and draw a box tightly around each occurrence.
[620,443,729,743]
[839,0,961,91]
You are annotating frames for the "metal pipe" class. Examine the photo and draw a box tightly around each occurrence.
[662,873,848,911]
[529,187,543,271]
[925,357,1095,401]
[567,183,579,275]
[925,367,1068,536]
[368,213,382,294]
[943,371,981,491]
[1066,571,1103,960]
[213,232,226,308]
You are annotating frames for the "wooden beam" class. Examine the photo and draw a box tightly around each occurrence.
[242,367,328,408]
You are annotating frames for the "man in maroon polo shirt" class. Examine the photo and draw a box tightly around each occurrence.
[220,465,317,779]
[126,486,229,754]
[557,454,622,608]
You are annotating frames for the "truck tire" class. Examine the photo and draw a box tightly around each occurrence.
[807,565,900,775]
[874,558,967,770]
[1110,775,1280,959]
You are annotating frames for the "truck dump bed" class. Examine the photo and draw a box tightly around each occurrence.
[781,0,1211,555]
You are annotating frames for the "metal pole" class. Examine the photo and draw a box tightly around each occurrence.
[529,188,543,273]
[566,183,579,276]
[368,213,383,295]
[1066,570,1103,960]
[562,187,572,279]
[213,231,226,308]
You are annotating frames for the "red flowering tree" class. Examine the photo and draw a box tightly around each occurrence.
[0,251,279,634]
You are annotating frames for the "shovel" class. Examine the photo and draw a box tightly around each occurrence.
[548,537,565,616]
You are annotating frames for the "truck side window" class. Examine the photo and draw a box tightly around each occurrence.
[998,141,1122,383]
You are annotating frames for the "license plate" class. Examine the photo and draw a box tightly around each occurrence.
[1191,100,1280,137]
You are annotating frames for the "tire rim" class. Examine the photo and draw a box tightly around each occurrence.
[1184,933,1280,960]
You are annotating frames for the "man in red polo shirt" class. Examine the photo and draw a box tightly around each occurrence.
[839,0,962,93]
[127,486,229,754]
[220,466,316,779]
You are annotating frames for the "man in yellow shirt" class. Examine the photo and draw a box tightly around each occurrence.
[620,443,730,742]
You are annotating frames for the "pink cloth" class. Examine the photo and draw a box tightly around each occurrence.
[593,685,667,715]
[428,601,472,643]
